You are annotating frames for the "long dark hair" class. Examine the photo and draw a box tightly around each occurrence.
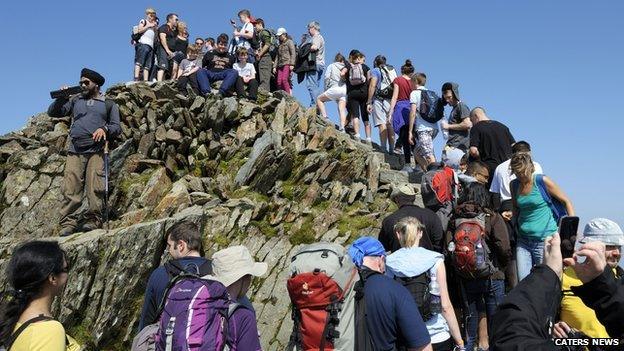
[0,241,67,344]
[459,182,491,210]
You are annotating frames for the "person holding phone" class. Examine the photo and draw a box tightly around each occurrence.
[510,152,574,281]
[554,218,624,339]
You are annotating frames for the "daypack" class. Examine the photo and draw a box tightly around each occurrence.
[1,315,70,351]
[511,174,568,222]
[131,19,146,43]
[287,242,358,351]
[348,63,366,85]
[419,89,445,123]
[394,272,433,322]
[353,268,379,351]
[376,65,397,99]
[421,164,458,209]
[450,213,497,279]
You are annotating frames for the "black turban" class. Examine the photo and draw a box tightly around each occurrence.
[80,68,105,86]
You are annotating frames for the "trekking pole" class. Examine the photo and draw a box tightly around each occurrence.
[103,140,110,231]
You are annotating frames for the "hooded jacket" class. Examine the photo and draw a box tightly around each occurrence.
[442,81,461,101]
[445,204,511,280]
[294,42,317,83]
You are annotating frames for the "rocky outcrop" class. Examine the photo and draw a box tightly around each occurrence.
[0,82,422,350]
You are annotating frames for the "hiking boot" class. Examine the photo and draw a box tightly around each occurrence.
[59,227,75,237]
[81,220,102,232]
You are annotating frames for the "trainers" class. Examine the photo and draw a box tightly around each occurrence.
[393,147,404,155]
[401,165,413,173]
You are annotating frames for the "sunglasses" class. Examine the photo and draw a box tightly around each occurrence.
[79,80,92,86]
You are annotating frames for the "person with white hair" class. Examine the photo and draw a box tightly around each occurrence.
[553,218,624,339]
[302,21,325,107]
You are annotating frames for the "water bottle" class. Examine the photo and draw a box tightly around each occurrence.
[440,121,449,140]
[430,280,442,314]
[447,242,455,252]
[476,242,484,267]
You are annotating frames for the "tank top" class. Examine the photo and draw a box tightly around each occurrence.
[516,174,558,239]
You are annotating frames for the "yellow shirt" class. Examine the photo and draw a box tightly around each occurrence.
[560,267,611,338]
[11,320,80,351]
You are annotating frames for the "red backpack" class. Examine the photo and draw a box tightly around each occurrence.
[449,213,497,279]
[421,165,457,209]
[287,243,358,351]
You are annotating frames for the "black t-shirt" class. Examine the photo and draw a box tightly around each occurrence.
[379,204,444,253]
[202,50,236,72]
[158,24,178,51]
[446,102,471,150]
[470,120,515,174]
[344,62,370,94]
[174,36,188,53]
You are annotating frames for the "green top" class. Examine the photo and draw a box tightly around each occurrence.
[517,175,558,239]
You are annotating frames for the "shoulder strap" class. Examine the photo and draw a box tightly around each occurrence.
[6,315,55,351]
[104,99,114,123]
[534,174,552,204]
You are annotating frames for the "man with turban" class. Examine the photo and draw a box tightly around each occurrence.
[48,68,121,236]
[348,236,433,351]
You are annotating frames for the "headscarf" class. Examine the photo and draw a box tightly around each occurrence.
[348,236,385,268]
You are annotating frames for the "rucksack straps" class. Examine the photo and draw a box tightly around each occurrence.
[5,315,68,351]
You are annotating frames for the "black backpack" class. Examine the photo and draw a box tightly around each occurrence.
[354,268,378,351]
[395,272,432,322]
[419,89,445,123]
[164,259,212,279]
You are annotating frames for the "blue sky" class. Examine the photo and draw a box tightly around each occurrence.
[2,1,623,229]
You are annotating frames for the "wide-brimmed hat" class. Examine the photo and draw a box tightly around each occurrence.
[206,246,267,287]
[390,183,416,200]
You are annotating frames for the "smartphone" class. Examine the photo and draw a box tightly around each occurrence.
[559,216,579,259]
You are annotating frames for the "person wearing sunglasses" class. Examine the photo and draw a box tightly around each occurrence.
[47,68,121,236]
[0,241,80,351]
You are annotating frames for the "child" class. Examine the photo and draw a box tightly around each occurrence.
[232,9,255,63]
[177,45,201,93]
[234,47,258,101]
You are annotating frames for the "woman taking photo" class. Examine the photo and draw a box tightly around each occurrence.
[511,152,574,281]
[386,217,465,351]
[0,241,79,351]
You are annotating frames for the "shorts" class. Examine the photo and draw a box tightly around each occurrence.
[442,146,465,170]
[173,51,186,64]
[347,89,369,122]
[415,129,438,159]
[155,45,170,71]
[134,43,153,70]
[371,98,391,127]
[320,85,346,102]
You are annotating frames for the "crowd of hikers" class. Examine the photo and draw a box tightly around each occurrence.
[0,6,622,351]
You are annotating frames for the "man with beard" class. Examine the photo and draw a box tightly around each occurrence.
[48,68,121,236]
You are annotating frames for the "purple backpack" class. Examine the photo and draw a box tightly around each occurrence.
[153,273,238,351]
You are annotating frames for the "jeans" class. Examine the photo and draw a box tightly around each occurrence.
[462,279,505,351]
[305,64,324,106]
[134,43,153,71]
[196,68,239,95]
[516,236,545,281]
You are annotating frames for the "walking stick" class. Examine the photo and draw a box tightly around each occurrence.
[103,140,110,230]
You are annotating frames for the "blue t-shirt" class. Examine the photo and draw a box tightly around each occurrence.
[138,257,211,330]
[364,270,431,350]
[370,67,382,91]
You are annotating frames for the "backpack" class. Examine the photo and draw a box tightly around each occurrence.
[419,89,445,123]
[421,164,458,209]
[353,268,379,351]
[1,315,70,351]
[131,19,146,43]
[131,260,217,351]
[287,242,358,351]
[348,63,366,85]
[394,272,433,322]
[511,174,567,222]
[376,65,397,99]
[450,213,497,279]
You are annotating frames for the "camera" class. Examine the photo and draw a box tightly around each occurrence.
[50,86,82,99]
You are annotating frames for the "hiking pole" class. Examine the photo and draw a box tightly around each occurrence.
[103,140,110,231]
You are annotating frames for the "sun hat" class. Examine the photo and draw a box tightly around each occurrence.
[390,183,416,200]
[207,245,268,287]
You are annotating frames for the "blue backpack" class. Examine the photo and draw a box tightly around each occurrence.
[419,89,445,123]
[511,174,567,222]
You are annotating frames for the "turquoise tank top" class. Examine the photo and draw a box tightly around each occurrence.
[517,175,558,239]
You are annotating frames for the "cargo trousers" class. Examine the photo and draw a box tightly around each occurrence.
[60,152,104,230]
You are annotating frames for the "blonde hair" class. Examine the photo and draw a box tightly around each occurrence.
[187,44,199,56]
[510,152,535,180]
[177,21,188,35]
[394,217,424,248]
[237,47,249,56]
[145,8,156,15]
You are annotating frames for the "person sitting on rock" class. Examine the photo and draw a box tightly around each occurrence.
[0,241,80,350]
[176,44,201,94]
[233,47,259,101]
[196,33,242,98]
[47,68,121,236]
[138,221,212,331]
[207,245,267,351]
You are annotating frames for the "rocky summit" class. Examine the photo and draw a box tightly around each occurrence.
[0,82,423,350]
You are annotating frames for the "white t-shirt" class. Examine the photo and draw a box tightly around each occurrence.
[234,62,256,78]
[490,159,544,201]
[410,87,439,131]
[324,62,345,90]
[138,19,156,47]
[235,22,255,49]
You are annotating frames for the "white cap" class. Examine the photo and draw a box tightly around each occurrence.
[582,218,624,246]
[276,27,287,36]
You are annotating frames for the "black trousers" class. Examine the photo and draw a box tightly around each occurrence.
[235,77,258,100]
